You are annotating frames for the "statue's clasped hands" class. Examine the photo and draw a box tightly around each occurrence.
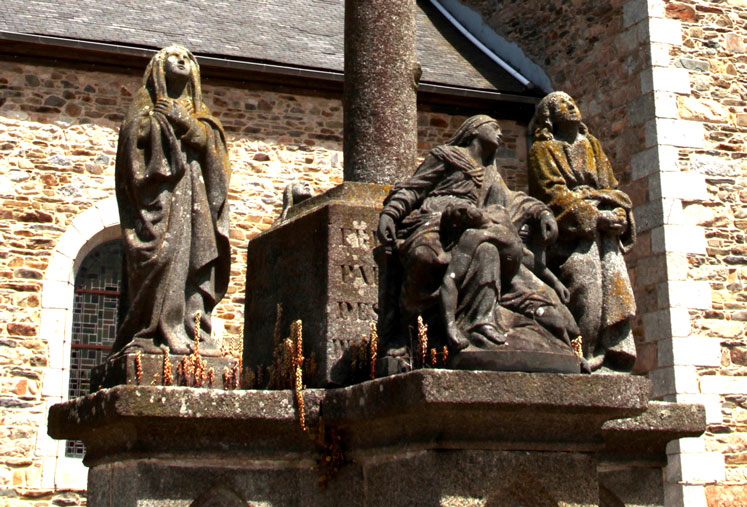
[154,98,192,131]
[597,208,627,235]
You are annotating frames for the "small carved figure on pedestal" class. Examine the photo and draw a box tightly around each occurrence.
[528,91,637,373]
[279,181,313,221]
[376,115,582,374]
[112,45,231,358]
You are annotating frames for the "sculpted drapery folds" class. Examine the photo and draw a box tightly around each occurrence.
[112,46,231,356]
[528,91,637,372]
[377,115,579,364]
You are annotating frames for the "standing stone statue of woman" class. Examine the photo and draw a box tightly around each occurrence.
[112,46,231,356]
[528,91,637,372]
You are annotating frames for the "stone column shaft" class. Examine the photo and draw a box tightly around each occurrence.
[343,0,419,184]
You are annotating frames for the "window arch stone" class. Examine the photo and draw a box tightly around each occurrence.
[36,196,120,490]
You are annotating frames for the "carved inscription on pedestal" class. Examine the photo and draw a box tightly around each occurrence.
[340,225,377,249]
[335,300,377,322]
[327,213,380,362]
[244,184,391,387]
[340,264,378,286]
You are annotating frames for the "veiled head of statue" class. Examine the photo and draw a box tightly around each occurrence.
[163,47,193,83]
[532,91,588,141]
[447,114,500,147]
[142,45,202,108]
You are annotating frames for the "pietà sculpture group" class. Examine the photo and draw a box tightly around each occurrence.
[375,93,636,374]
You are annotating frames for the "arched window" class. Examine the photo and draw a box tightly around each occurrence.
[65,239,125,458]
[37,196,120,491]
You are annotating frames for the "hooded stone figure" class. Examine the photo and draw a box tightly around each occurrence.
[112,45,230,356]
[528,91,637,372]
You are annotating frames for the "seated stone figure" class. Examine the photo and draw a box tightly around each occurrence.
[376,115,580,371]
[528,91,637,373]
[112,45,231,357]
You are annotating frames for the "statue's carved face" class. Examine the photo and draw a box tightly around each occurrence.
[164,49,192,81]
[550,93,582,124]
[292,182,312,202]
[474,121,502,150]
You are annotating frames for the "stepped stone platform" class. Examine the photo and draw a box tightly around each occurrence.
[48,370,704,506]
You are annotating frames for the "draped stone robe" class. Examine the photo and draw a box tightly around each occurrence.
[529,134,637,368]
[381,145,573,351]
[112,91,230,356]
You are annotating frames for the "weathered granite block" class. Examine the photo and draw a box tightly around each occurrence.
[87,459,364,507]
[601,400,706,464]
[47,370,705,506]
[360,449,598,507]
[90,351,240,391]
[321,369,654,451]
[243,182,390,387]
[86,450,596,506]
[50,385,324,464]
[599,467,665,507]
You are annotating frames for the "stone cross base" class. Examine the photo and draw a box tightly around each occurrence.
[48,370,705,506]
[243,182,390,387]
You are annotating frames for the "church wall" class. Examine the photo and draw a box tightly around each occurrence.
[464,0,745,504]
[0,58,527,504]
[462,0,647,182]
[660,2,747,505]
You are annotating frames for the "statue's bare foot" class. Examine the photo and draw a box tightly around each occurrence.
[470,324,506,346]
[587,355,605,372]
[163,342,190,355]
[385,345,409,358]
[451,335,469,351]
[119,342,147,357]
[446,328,469,351]
[579,357,591,374]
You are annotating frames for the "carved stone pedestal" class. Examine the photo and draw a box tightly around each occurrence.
[243,182,389,387]
[48,370,704,506]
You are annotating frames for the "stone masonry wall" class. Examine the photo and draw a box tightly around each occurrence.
[661,1,747,504]
[463,0,646,180]
[0,58,527,504]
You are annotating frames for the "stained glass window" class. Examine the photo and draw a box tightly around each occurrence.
[65,239,125,458]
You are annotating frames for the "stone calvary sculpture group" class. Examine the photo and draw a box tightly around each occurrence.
[105,45,637,380]
[48,43,707,507]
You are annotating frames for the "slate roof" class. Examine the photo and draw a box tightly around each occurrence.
[0,0,530,94]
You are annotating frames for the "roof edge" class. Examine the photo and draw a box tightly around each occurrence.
[432,0,553,94]
[0,31,540,105]
[0,31,344,81]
